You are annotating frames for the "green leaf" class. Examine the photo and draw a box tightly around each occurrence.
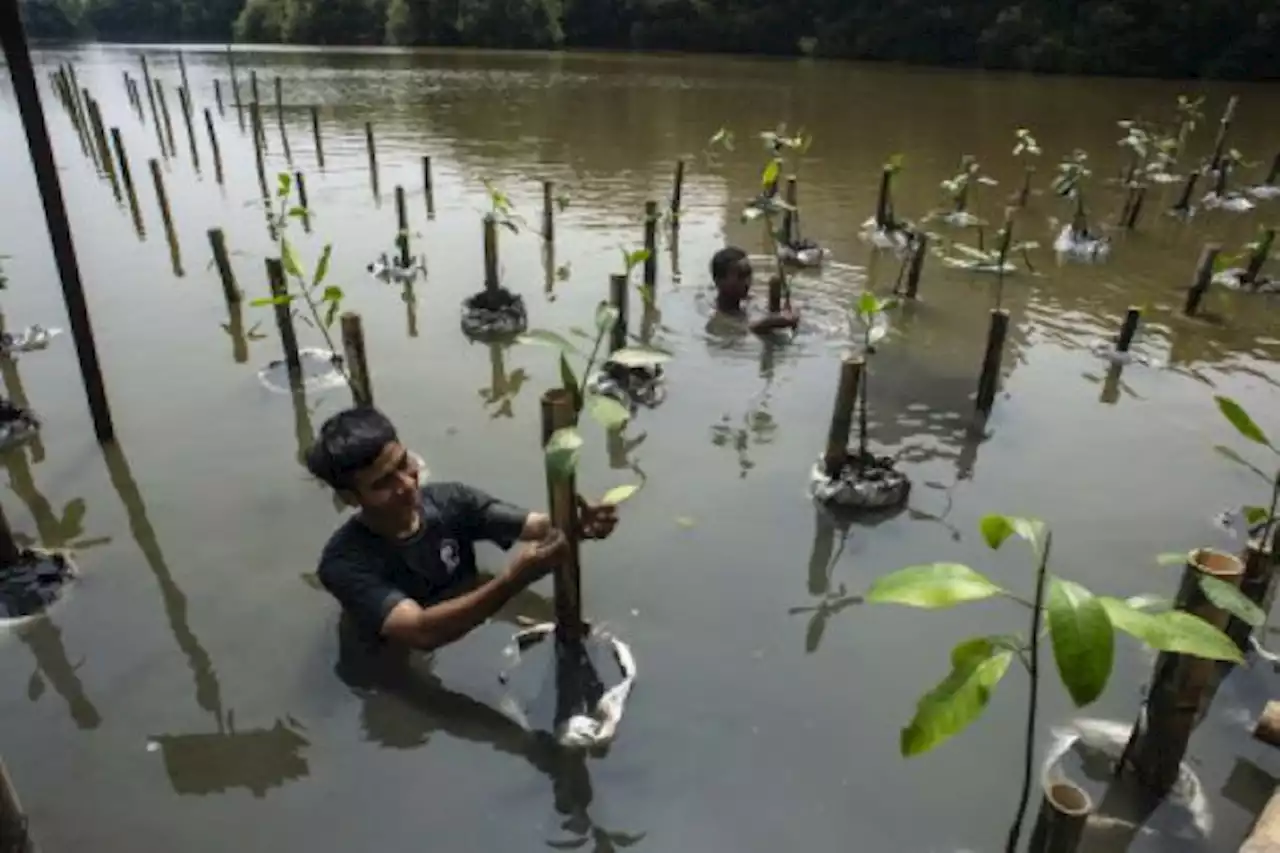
[979,515,1046,553]
[287,206,308,220]
[1215,396,1272,448]
[250,295,292,307]
[609,347,673,368]
[761,158,781,190]
[544,427,582,482]
[324,300,339,328]
[626,249,651,271]
[1214,445,1273,482]
[1198,574,1264,627]
[516,330,580,354]
[900,638,1013,757]
[322,285,343,303]
[600,483,641,506]
[276,172,292,198]
[856,291,880,318]
[282,241,303,279]
[866,563,1004,609]
[1245,506,1272,526]
[584,393,630,431]
[596,301,621,335]
[558,353,580,411]
[313,244,332,286]
[1098,598,1244,663]
[1047,578,1114,707]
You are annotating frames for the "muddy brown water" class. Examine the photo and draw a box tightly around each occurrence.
[2,44,1280,852]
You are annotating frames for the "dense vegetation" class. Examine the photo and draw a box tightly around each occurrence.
[18,0,1280,79]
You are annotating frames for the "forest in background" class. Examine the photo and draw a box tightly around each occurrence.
[16,0,1280,79]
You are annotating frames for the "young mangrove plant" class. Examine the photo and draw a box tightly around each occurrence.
[1012,130,1041,207]
[742,125,827,268]
[1210,226,1278,293]
[482,176,525,234]
[1202,148,1257,212]
[934,155,997,228]
[810,293,910,513]
[1051,149,1110,261]
[252,172,348,380]
[587,248,668,409]
[862,154,914,251]
[1212,396,1280,549]
[865,515,1243,853]
[940,208,1037,281]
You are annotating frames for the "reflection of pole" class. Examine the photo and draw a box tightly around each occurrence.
[807,509,836,596]
[0,755,36,853]
[0,314,44,463]
[19,618,101,729]
[102,442,223,718]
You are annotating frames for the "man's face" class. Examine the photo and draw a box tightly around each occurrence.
[344,440,421,516]
[718,258,753,303]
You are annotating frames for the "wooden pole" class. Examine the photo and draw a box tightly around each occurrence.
[643,200,658,293]
[395,186,410,266]
[365,122,379,198]
[671,157,685,221]
[768,274,783,314]
[0,755,35,853]
[1240,786,1280,853]
[139,58,166,159]
[0,500,20,568]
[975,309,1011,417]
[1183,243,1221,317]
[156,85,177,157]
[213,79,224,116]
[1,7,115,441]
[149,159,182,276]
[1253,701,1280,748]
[540,388,584,644]
[274,76,291,163]
[266,259,302,388]
[1172,170,1200,215]
[904,234,928,299]
[208,229,240,307]
[204,108,223,185]
[310,106,324,169]
[1244,229,1275,287]
[610,273,628,353]
[1230,542,1276,653]
[1026,779,1091,853]
[341,312,373,408]
[1126,548,1244,796]
[822,356,864,476]
[1115,307,1141,353]
[250,102,268,203]
[76,85,100,167]
[176,50,190,99]
[178,86,200,170]
[87,98,121,201]
[483,214,499,293]
[295,171,310,232]
[1209,95,1239,175]
[783,176,798,244]
[110,128,144,235]
[423,156,434,216]
[1122,185,1146,230]
[543,180,554,243]
[226,46,243,131]
[250,70,265,151]
[875,166,892,229]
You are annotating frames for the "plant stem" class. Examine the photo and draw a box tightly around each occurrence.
[577,325,609,408]
[858,330,870,465]
[1264,467,1280,547]
[1005,533,1052,853]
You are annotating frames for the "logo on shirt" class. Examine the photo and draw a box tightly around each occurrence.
[440,539,461,575]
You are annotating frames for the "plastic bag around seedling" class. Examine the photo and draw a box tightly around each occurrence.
[809,453,911,513]
[461,288,528,342]
[257,348,347,394]
[1053,225,1111,262]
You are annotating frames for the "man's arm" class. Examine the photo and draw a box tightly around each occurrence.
[749,310,800,335]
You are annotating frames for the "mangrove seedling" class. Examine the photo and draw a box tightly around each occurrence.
[936,155,997,227]
[851,292,894,466]
[1116,119,1158,186]
[1051,149,1111,260]
[516,304,670,502]
[865,515,1243,853]
[1202,148,1257,212]
[1211,396,1280,550]
[939,210,1037,280]
[252,172,348,377]
[482,176,525,234]
[1012,130,1041,206]
[1210,227,1277,292]
[862,154,915,252]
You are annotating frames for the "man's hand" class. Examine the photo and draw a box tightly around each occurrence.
[505,528,569,587]
[779,307,801,329]
[578,500,619,540]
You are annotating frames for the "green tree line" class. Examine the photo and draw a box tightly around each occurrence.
[18,0,1280,79]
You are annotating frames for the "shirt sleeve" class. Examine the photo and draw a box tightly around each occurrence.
[317,547,406,638]
[449,483,530,550]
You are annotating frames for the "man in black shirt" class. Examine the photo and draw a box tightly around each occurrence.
[305,407,617,652]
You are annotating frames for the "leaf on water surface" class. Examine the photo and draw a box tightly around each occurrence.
[544,427,583,482]
[1098,598,1244,663]
[900,637,1013,757]
[1245,506,1272,526]
[516,329,580,354]
[610,346,673,368]
[1047,578,1114,707]
[584,393,630,431]
[313,244,332,287]
[1215,396,1272,448]
[866,563,1004,609]
[1198,574,1265,627]
[600,483,641,506]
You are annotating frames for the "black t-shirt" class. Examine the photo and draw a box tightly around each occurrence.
[317,482,529,643]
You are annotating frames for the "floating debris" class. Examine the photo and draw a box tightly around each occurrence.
[0,324,62,356]
[0,548,77,621]
[1201,192,1256,213]
[1248,184,1280,201]
[809,452,911,513]
[460,287,528,341]
[257,347,347,394]
[1053,225,1111,262]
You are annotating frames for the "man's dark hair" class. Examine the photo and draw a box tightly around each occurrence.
[710,246,747,283]
[305,407,398,490]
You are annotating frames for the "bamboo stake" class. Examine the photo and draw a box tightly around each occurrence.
[140,56,166,158]
[643,200,658,293]
[540,388,584,643]
[250,102,268,204]
[1183,243,1221,317]
[110,128,144,235]
[1026,779,1091,853]
[423,155,434,216]
[483,214,499,293]
[208,229,240,306]
[1115,307,1141,353]
[214,79,224,116]
[365,122,378,198]
[156,85,177,157]
[87,98,121,201]
[250,70,265,151]
[204,108,223,185]
[226,46,243,131]
[274,76,291,163]
[1229,542,1276,652]
[610,273,628,353]
[176,50,190,98]
[395,186,410,266]
[975,309,1011,417]
[178,86,200,170]
[310,106,324,169]
[904,234,928,299]
[543,180,554,243]
[341,313,373,408]
[822,356,864,476]
[1244,229,1275,288]
[671,157,685,221]
[149,159,182,276]
[266,259,302,388]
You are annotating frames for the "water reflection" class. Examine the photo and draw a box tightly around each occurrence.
[0,313,44,461]
[478,341,528,419]
[402,280,418,338]
[14,614,101,730]
[150,716,310,798]
[788,508,861,654]
[220,301,251,364]
[708,338,781,479]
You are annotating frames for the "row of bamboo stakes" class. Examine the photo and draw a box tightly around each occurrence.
[6,19,1279,848]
